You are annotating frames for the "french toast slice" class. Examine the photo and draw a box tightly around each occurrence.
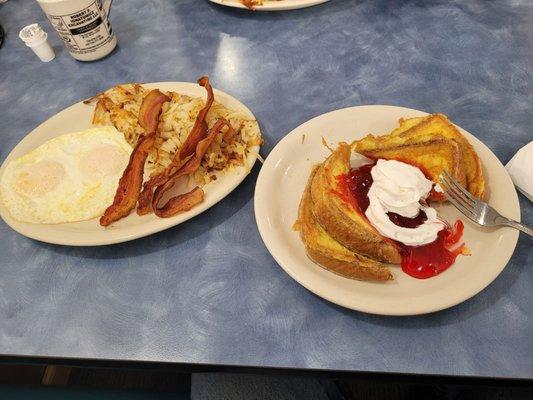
[354,136,467,202]
[353,114,484,199]
[310,143,402,264]
[390,116,425,136]
[296,167,393,281]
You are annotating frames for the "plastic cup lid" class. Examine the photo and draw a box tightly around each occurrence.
[19,23,47,44]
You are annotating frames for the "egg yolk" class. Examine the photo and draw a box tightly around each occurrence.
[14,160,65,197]
[79,144,128,181]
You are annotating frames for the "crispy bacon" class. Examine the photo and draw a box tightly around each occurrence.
[177,76,215,161]
[137,168,172,215]
[99,134,155,226]
[151,119,232,218]
[99,89,170,226]
[151,186,204,218]
[138,89,169,132]
[137,76,215,215]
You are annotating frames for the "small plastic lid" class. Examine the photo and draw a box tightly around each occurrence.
[19,23,47,45]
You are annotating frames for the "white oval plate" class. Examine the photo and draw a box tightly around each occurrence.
[0,82,260,246]
[255,105,520,315]
[209,0,329,11]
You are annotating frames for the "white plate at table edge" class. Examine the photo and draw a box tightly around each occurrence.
[209,0,329,11]
[254,105,520,316]
[0,82,260,246]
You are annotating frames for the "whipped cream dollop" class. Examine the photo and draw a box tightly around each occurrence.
[365,159,444,246]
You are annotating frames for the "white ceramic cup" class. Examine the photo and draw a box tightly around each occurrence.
[35,0,117,61]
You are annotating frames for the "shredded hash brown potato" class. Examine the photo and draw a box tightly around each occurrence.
[88,83,262,186]
[241,0,281,9]
[242,0,263,8]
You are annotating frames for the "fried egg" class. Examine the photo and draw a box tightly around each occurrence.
[0,126,132,224]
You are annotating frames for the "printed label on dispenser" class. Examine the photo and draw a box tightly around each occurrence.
[46,1,114,55]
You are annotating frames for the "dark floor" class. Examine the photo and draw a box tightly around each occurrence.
[0,364,531,400]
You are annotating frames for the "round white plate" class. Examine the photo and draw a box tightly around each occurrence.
[255,105,520,315]
[209,0,329,11]
[0,82,260,246]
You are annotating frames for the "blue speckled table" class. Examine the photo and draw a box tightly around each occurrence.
[0,0,531,380]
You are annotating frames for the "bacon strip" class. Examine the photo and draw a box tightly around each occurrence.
[151,119,231,218]
[99,134,155,226]
[137,76,215,215]
[99,89,170,226]
[138,89,169,132]
[151,186,204,218]
[177,76,215,161]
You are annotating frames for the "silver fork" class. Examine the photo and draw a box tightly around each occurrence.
[439,171,532,237]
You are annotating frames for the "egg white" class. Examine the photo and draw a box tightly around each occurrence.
[1,126,132,224]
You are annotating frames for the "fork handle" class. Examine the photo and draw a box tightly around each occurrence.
[499,218,533,237]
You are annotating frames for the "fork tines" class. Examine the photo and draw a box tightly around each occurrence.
[438,171,477,220]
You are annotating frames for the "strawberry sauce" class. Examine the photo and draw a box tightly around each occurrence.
[337,163,465,279]
[399,220,465,279]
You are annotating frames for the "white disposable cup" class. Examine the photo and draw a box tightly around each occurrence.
[19,24,56,62]
[25,33,56,62]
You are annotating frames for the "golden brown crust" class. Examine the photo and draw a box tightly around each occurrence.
[409,114,484,199]
[304,247,393,281]
[310,143,402,264]
[353,114,484,199]
[357,136,467,202]
[297,167,393,281]
[295,113,484,281]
